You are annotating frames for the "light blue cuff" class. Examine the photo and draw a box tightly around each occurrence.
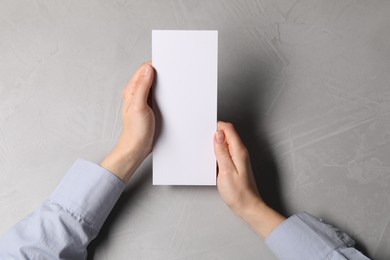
[265,212,356,260]
[48,158,126,231]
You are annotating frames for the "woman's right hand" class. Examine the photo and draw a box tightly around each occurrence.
[213,121,285,239]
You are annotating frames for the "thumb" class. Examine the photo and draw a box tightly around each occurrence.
[214,130,237,174]
[122,63,154,108]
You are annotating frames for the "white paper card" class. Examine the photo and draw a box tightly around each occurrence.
[152,30,218,185]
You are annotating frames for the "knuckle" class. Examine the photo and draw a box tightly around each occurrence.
[133,77,144,87]
[122,87,136,100]
[237,147,248,159]
[217,121,232,132]
[225,122,234,128]
[218,168,231,176]
[216,146,228,155]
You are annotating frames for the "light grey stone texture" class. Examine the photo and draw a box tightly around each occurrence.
[0,0,389,259]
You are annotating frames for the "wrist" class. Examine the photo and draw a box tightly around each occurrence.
[241,198,285,239]
[99,146,145,183]
[239,197,266,221]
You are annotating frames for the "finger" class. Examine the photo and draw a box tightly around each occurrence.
[123,63,154,107]
[213,130,237,175]
[217,121,249,172]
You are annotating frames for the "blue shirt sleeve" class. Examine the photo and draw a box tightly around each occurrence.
[0,158,371,260]
[265,212,370,260]
[0,158,125,259]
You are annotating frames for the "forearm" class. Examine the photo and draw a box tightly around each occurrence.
[99,145,146,183]
[240,199,285,239]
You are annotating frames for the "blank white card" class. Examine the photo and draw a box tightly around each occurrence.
[152,30,218,185]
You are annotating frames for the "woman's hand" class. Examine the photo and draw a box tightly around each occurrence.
[214,121,285,239]
[100,63,155,183]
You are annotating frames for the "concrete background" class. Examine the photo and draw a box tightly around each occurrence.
[1,0,389,259]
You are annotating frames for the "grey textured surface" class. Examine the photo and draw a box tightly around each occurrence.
[0,0,389,259]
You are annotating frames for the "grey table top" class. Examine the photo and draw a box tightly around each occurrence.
[1,1,389,259]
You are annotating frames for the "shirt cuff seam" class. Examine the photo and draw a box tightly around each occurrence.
[47,199,99,232]
[297,212,351,249]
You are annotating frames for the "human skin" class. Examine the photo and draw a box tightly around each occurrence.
[99,63,285,239]
[99,62,155,183]
[213,122,285,239]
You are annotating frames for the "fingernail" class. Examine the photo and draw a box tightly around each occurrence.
[143,64,151,77]
[216,131,225,144]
